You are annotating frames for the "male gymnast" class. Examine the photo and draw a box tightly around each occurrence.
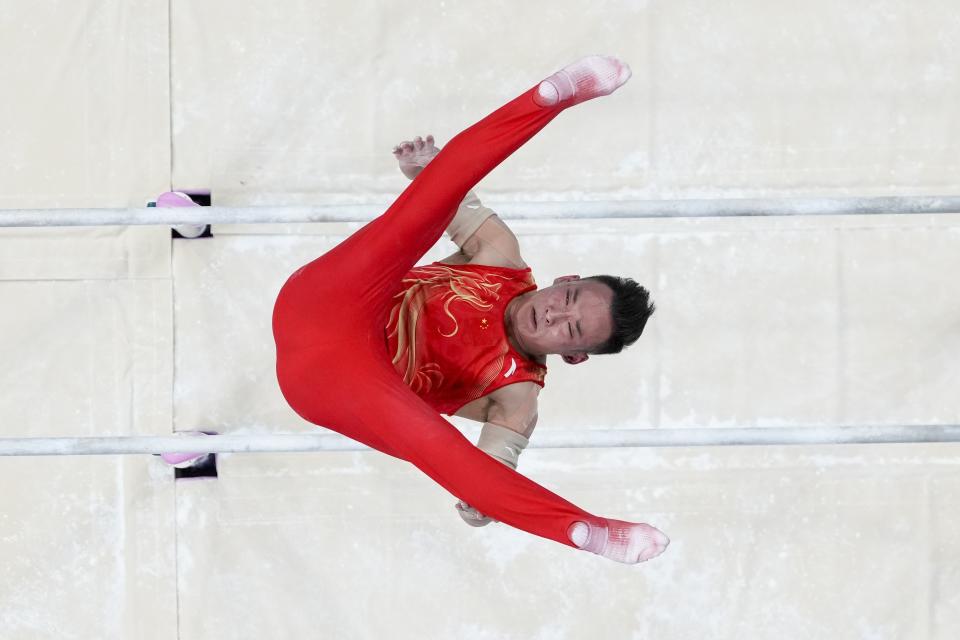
[273,55,669,564]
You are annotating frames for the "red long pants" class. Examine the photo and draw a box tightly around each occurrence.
[272,86,604,549]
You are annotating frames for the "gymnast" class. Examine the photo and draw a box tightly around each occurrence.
[272,56,669,564]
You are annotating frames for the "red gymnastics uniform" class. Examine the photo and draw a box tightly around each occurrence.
[272,85,607,549]
[386,262,546,415]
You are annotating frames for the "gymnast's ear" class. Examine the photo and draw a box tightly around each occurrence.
[553,274,581,285]
[562,352,589,365]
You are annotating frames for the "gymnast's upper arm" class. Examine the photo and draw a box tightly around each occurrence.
[486,382,540,439]
[462,215,527,269]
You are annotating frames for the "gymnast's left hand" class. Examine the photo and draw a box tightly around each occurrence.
[392,134,440,180]
[455,499,496,527]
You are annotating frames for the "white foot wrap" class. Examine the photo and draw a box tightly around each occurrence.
[568,519,669,564]
[534,55,632,107]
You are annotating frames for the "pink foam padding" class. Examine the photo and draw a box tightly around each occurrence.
[156,191,199,208]
[160,451,206,465]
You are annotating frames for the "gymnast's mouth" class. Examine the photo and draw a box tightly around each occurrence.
[532,306,537,330]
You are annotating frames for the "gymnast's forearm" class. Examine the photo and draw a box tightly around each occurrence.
[396,144,496,249]
[455,422,530,527]
[402,173,496,248]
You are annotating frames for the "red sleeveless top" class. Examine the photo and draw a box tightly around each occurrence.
[385,262,548,415]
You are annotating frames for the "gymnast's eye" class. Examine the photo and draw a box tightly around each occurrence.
[565,290,570,306]
[568,323,573,338]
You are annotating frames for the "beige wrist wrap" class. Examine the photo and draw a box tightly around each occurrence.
[477,422,529,470]
[447,190,497,248]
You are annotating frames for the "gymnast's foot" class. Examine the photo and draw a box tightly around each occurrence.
[392,134,440,180]
[568,519,669,564]
[534,55,632,107]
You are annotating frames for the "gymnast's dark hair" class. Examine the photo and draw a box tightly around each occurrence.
[584,275,655,355]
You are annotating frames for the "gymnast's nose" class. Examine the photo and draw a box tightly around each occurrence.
[544,307,572,324]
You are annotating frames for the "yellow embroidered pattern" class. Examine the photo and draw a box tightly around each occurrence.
[386,264,511,396]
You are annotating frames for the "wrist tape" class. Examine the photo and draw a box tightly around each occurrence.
[447,190,496,248]
[476,422,529,470]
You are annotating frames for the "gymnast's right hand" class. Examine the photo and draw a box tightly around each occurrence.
[455,499,496,527]
[392,134,440,180]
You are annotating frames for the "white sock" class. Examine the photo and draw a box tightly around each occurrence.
[533,55,632,107]
[568,519,669,564]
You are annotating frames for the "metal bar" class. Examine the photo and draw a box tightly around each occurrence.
[2,196,959,227]
[1,425,959,457]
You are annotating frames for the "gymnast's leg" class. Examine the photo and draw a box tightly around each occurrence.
[273,57,668,563]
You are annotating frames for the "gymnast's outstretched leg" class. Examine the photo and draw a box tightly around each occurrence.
[273,56,668,564]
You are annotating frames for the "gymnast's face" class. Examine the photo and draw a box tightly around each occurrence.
[509,276,614,364]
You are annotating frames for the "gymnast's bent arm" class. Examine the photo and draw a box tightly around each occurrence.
[393,135,526,269]
[454,383,541,527]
